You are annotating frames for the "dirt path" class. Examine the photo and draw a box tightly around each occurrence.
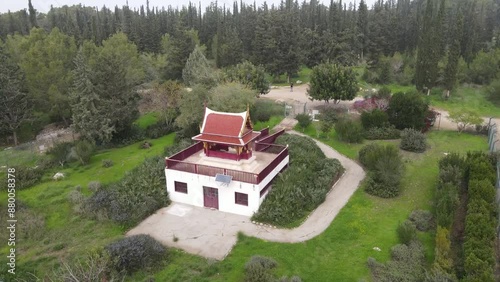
[127,131,366,259]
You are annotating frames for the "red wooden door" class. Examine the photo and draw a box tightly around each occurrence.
[203,186,219,209]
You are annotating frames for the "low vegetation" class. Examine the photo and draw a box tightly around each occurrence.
[359,143,404,198]
[252,134,344,226]
[399,128,427,153]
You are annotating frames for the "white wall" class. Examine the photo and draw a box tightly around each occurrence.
[166,155,289,217]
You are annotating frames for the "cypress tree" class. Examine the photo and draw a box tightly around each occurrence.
[28,0,38,28]
[444,12,463,92]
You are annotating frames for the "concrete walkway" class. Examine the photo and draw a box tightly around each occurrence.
[127,131,366,260]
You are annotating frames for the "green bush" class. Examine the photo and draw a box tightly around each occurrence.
[358,143,400,171]
[364,125,400,140]
[295,113,312,131]
[408,210,434,231]
[486,79,500,106]
[244,256,278,282]
[435,183,459,228]
[164,139,193,157]
[397,220,417,245]
[102,159,114,168]
[335,118,364,143]
[84,156,169,225]
[106,234,167,274]
[399,128,427,153]
[74,140,95,165]
[438,165,463,189]
[368,241,425,281]
[14,166,45,190]
[253,134,344,226]
[318,107,340,124]
[48,142,74,167]
[439,152,466,171]
[250,100,283,122]
[361,109,389,129]
[387,91,429,130]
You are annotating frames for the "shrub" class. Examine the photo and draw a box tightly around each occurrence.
[439,152,466,171]
[397,220,417,245]
[436,183,459,228]
[387,91,429,130]
[409,210,434,231]
[84,156,169,225]
[361,109,389,129]
[368,241,426,281]
[295,113,312,131]
[317,107,340,124]
[17,207,45,240]
[438,165,463,188]
[359,143,401,171]
[448,109,483,133]
[145,121,175,139]
[254,134,344,226]
[102,159,114,168]
[250,100,282,122]
[364,125,400,140]
[164,139,193,156]
[106,234,167,274]
[74,140,95,165]
[88,181,101,192]
[15,166,44,190]
[376,86,392,100]
[54,251,112,282]
[400,128,427,152]
[244,256,278,282]
[335,118,364,143]
[48,142,73,167]
[486,79,500,106]
[433,226,453,273]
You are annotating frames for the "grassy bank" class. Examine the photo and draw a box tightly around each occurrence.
[212,130,487,281]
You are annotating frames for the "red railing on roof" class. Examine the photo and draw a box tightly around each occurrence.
[165,143,288,185]
[255,129,285,151]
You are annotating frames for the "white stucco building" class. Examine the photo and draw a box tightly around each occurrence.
[165,107,289,216]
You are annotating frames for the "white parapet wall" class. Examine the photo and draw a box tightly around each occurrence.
[166,155,289,217]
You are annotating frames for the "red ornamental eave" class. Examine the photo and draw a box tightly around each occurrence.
[192,131,261,146]
[193,107,255,146]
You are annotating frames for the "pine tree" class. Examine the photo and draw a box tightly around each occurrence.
[357,0,369,61]
[28,0,38,28]
[182,45,217,87]
[0,46,31,146]
[444,12,463,92]
[70,51,114,144]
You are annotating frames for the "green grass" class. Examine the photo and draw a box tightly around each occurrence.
[134,112,160,129]
[271,66,312,86]
[0,146,41,167]
[0,134,175,278]
[253,116,284,132]
[210,130,488,281]
[429,86,500,117]
[4,121,489,280]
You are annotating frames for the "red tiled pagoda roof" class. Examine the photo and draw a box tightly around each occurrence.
[192,107,259,146]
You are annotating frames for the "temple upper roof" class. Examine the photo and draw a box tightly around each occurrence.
[192,107,260,146]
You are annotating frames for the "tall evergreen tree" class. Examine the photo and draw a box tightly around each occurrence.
[0,46,31,146]
[357,0,369,61]
[183,45,217,87]
[28,0,38,28]
[444,12,463,92]
[70,51,114,144]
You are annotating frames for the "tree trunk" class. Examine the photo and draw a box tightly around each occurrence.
[13,131,18,146]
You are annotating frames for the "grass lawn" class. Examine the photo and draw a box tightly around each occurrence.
[429,86,500,117]
[210,130,487,281]
[0,146,41,167]
[271,67,312,86]
[253,116,284,132]
[2,125,488,281]
[134,112,160,129]
[0,134,175,278]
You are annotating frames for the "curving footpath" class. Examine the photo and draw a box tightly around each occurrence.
[240,130,366,242]
[127,131,366,259]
